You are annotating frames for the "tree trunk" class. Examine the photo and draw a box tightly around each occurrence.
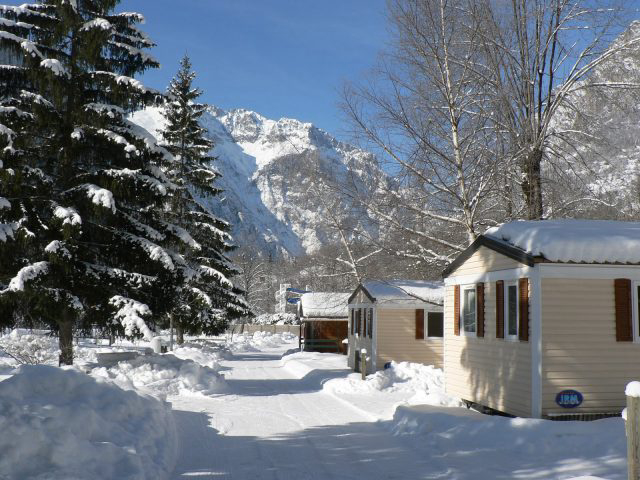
[504,170,513,220]
[176,322,184,345]
[58,318,74,366]
[521,147,544,220]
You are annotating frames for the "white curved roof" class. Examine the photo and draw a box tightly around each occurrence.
[299,292,350,318]
[361,280,444,306]
[485,220,640,264]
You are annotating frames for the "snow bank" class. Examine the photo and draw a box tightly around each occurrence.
[91,353,227,397]
[229,331,298,352]
[280,350,348,378]
[172,340,229,369]
[388,405,625,479]
[324,361,461,419]
[328,361,460,406]
[486,219,640,263]
[0,365,176,480]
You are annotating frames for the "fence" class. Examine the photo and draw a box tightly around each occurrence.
[226,324,302,336]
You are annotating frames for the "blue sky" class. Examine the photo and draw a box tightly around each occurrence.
[119,0,390,138]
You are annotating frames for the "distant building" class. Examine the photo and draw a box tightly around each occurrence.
[443,219,640,418]
[298,292,350,354]
[347,280,444,374]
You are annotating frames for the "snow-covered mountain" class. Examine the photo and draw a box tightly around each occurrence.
[548,21,640,218]
[131,106,381,257]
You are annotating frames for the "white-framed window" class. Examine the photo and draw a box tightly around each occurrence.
[427,311,443,338]
[505,281,519,340]
[461,285,476,334]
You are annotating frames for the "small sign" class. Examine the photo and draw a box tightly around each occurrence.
[286,287,310,294]
[555,390,583,408]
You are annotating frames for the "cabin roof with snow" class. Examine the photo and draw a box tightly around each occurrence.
[299,292,350,319]
[349,280,445,306]
[442,219,640,277]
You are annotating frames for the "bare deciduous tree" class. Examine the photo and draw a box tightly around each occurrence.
[343,0,501,265]
[477,0,640,219]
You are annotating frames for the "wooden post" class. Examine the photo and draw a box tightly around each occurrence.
[628,395,640,480]
[626,382,640,480]
[299,324,303,351]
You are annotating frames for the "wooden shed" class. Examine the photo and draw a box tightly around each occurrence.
[442,219,640,419]
[347,280,444,375]
[298,292,350,354]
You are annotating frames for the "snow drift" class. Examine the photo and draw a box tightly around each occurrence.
[91,353,227,397]
[389,405,625,479]
[0,365,177,480]
[323,361,461,419]
[229,331,298,352]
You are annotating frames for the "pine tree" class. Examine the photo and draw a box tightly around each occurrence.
[159,55,250,344]
[0,1,179,364]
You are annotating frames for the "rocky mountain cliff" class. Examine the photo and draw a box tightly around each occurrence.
[131,106,382,257]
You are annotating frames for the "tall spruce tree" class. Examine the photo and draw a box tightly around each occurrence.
[0,1,181,364]
[160,55,250,344]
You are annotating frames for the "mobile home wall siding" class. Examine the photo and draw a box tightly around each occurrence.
[451,246,522,277]
[541,278,640,416]
[444,282,532,417]
[376,308,443,368]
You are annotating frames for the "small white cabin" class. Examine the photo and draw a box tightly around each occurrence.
[347,280,444,374]
[298,292,350,354]
[443,219,640,418]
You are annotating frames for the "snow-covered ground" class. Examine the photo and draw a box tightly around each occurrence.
[0,329,629,479]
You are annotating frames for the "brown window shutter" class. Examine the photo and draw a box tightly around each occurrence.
[615,278,633,341]
[368,309,373,338]
[415,309,425,339]
[518,278,529,341]
[476,283,485,337]
[357,309,362,334]
[496,280,504,339]
[454,285,460,336]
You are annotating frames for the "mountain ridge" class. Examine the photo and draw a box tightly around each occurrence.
[130,105,381,257]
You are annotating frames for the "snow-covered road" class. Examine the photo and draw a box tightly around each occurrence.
[169,346,433,479]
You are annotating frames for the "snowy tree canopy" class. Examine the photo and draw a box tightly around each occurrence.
[0,0,177,364]
[157,54,250,341]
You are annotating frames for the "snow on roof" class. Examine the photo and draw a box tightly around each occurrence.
[361,280,444,306]
[485,219,640,264]
[300,292,350,318]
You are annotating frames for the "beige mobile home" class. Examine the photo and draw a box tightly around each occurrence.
[443,219,640,419]
[347,280,444,374]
